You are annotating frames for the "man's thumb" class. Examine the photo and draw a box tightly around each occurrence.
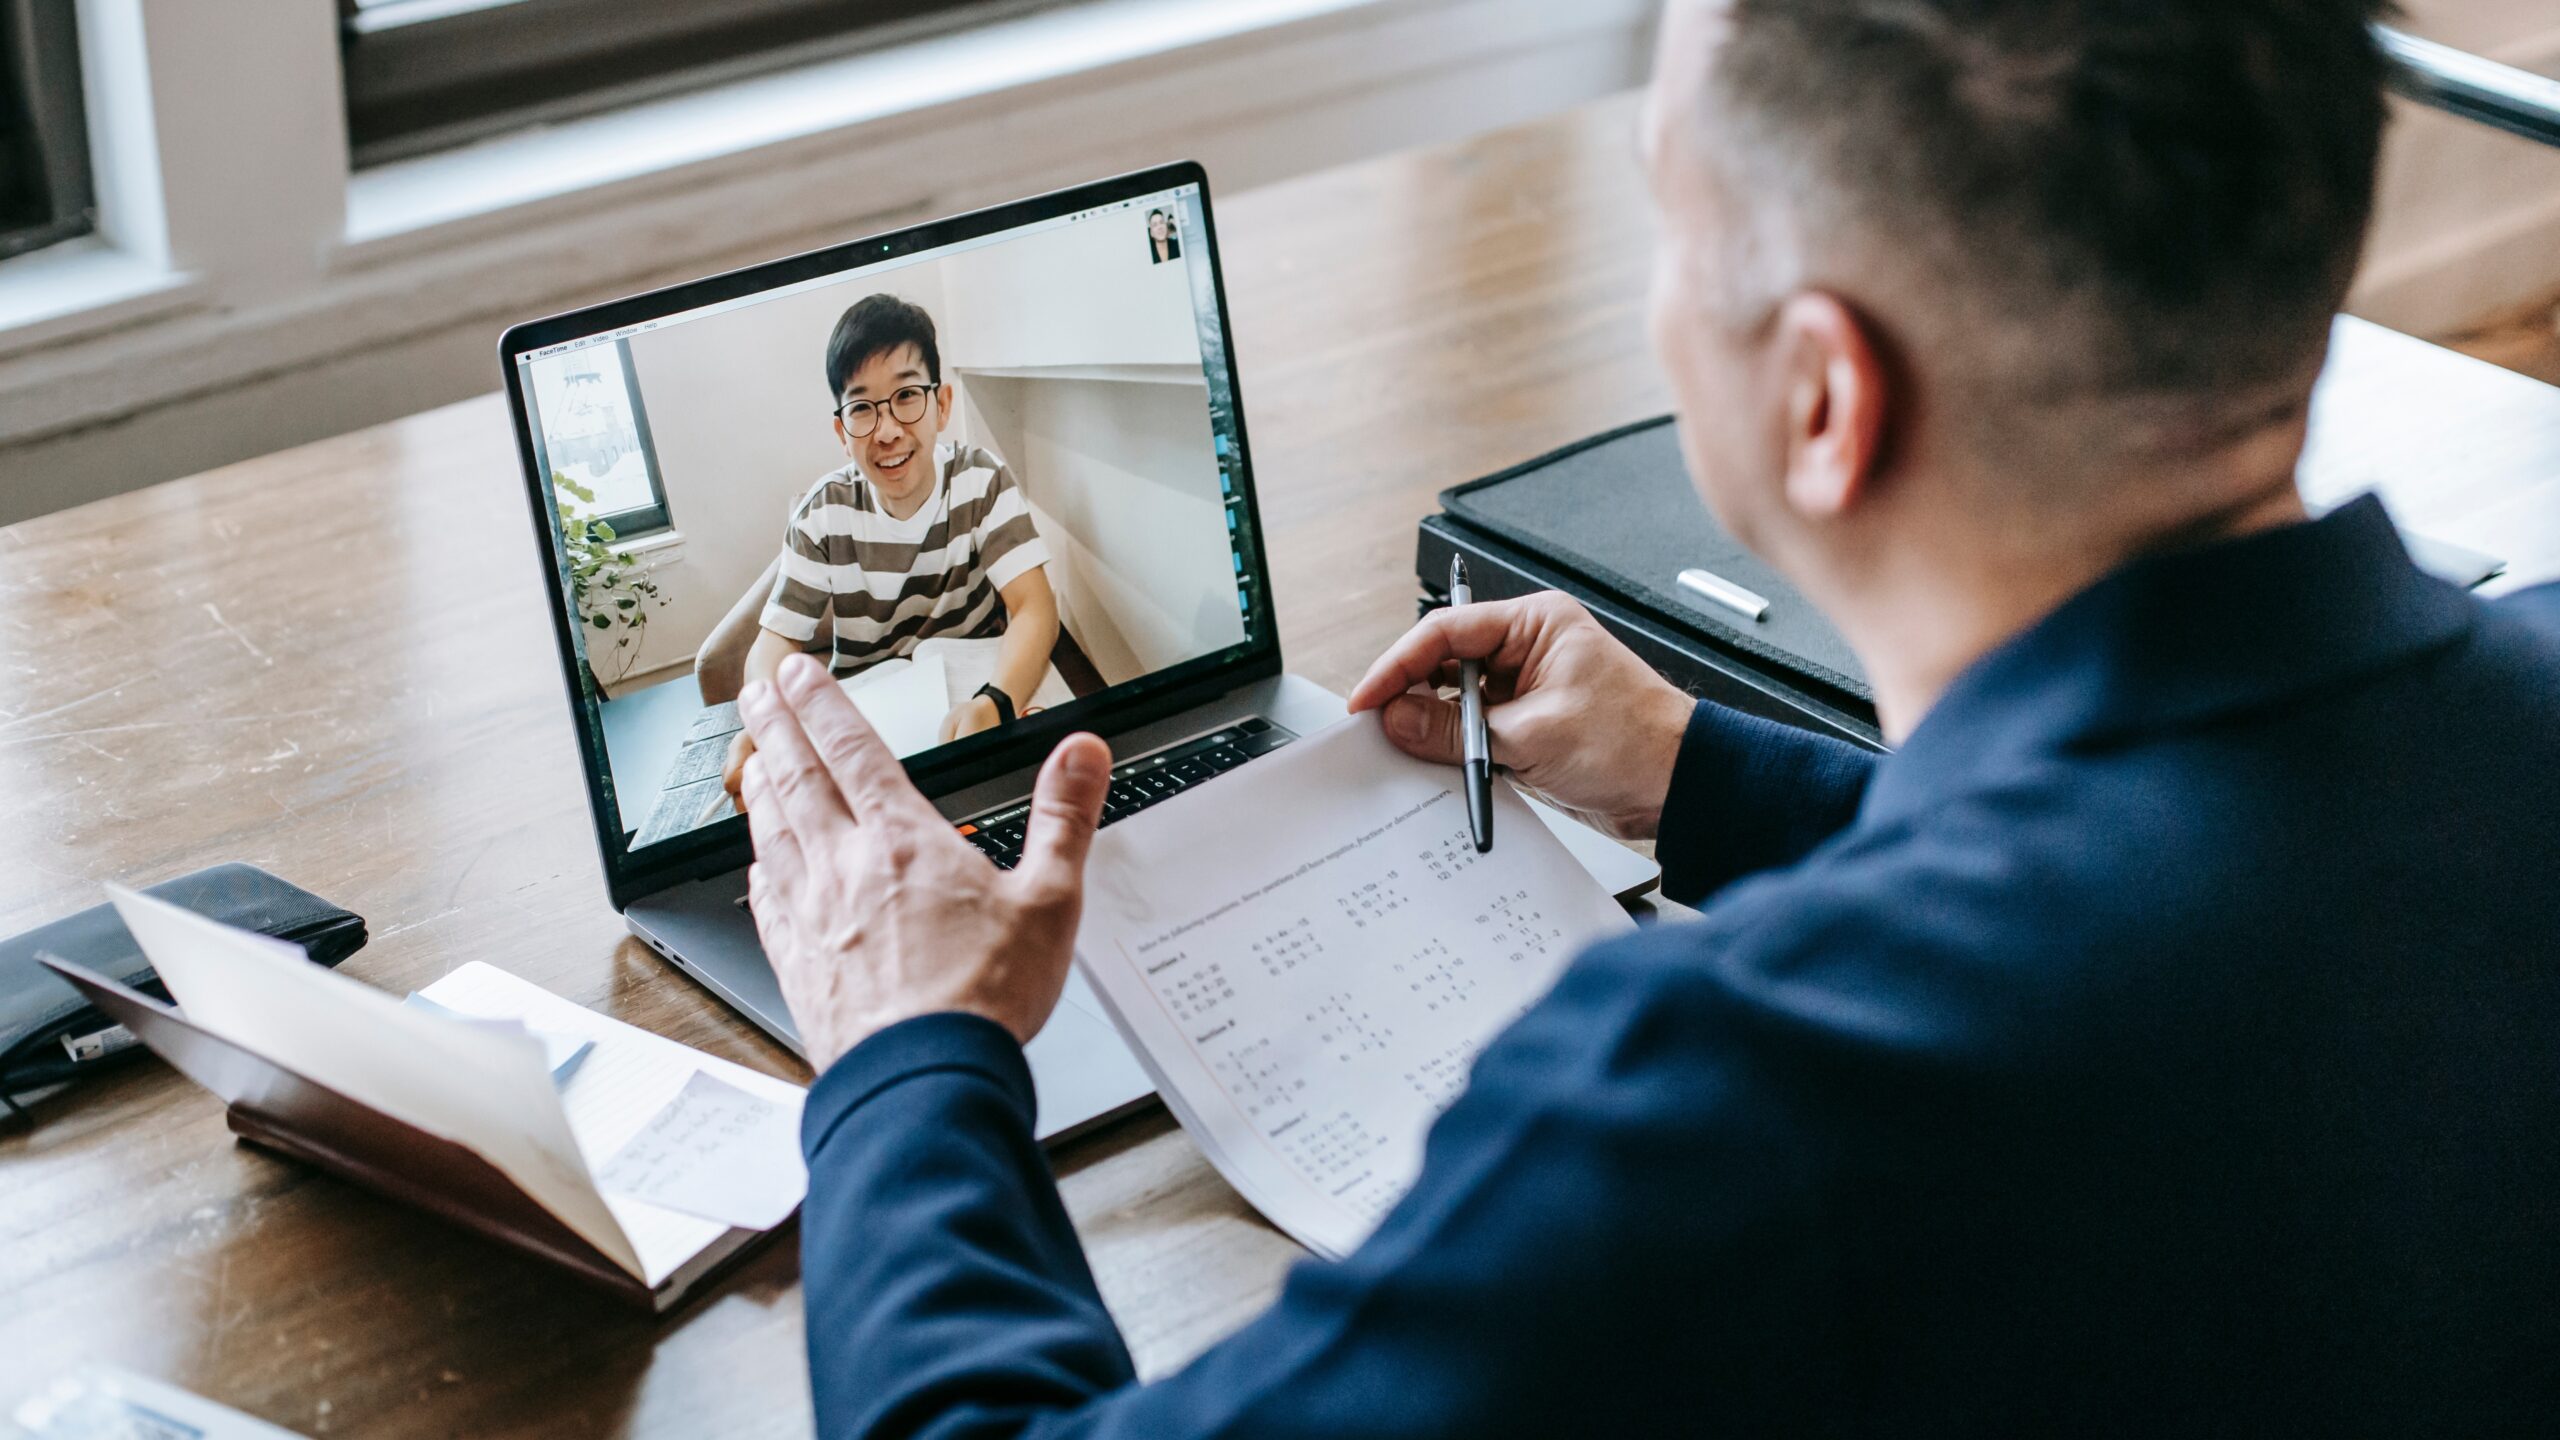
[1018,732,1112,897]
[1381,692,1464,766]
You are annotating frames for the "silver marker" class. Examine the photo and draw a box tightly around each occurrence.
[1677,567,1771,623]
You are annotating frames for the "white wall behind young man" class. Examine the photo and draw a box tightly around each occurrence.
[939,203,1203,372]
[938,207,1244,685]
[959,371,1241,686]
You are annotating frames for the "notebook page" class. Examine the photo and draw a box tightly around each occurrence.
[417,962,808,1288]
[914,635,1076,712]
[594,1070,803,1231]
[105,888,644,1280]
[840,649,950,758]
[1075,719,1634,1259]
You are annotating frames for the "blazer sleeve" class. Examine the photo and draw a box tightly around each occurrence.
[799,1015,1138,1439]
[798,910,1871,1439]
[1654,701,1879,906]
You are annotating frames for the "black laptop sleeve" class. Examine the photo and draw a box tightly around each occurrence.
[1416,417,1881,749]
[1436,415,1870,701]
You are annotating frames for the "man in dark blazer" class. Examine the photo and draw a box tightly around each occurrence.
[732,0,2560,1432]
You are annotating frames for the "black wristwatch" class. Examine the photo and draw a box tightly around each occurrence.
[974,683,1016,725]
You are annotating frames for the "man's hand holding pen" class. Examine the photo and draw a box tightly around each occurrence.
[1346,589,1695,844]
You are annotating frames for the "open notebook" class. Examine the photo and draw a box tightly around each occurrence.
[844,636,1077,758]
[1074,719,1636,1259]
[44,889,807,1312]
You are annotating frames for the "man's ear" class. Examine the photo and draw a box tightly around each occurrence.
[1772,292,1890,522]
[833,413,855,455]
[934,383,955,428]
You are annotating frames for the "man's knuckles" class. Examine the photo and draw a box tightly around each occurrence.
[1533,589,1593,625]
[806,720,890,778]
[816,923,873,959]
[871,827,925,870]
[1387,694,1464,760]
[766,755,838,805]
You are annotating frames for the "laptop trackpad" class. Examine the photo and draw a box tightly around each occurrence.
[1525,793,1661,904]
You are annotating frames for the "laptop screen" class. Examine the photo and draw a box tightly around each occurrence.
[507,174,1266,860]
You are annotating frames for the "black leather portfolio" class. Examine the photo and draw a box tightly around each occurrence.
[1418,416,1885,749]
[0,864,366,1105]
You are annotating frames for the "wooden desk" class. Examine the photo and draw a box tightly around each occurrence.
[3,93,2556,1438]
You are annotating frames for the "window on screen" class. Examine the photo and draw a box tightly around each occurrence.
[528,339,672,538]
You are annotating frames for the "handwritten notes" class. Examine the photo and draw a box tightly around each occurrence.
[416,960,811,1284]
[1075,718,1633,1258]
[596,1070,806,1232]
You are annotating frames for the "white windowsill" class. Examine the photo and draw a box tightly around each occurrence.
[617,529,687,565]
[342,0,1391,255]
[0,239,201,352]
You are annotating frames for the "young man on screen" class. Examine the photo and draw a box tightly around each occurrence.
[724,294,1059,797]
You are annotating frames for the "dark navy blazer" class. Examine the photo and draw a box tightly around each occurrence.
[797,497,2560,1436]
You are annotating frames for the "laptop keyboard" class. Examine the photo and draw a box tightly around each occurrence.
[957,717,1295,870]
[732,716,1296,904]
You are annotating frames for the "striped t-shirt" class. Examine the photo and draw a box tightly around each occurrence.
[760,443,1049,678]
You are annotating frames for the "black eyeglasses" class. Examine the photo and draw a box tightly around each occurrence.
[834,385,933,437]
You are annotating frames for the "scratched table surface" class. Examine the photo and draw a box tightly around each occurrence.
[4,93,2557,1438]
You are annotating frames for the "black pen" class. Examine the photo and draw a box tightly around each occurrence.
[1450,555,1493,852]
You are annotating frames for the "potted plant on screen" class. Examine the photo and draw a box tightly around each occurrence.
[554,472,667,689]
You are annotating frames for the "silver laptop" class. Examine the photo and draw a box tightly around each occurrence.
[500,164,1656,1143]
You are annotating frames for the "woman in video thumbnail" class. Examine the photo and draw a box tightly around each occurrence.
[1147,208,1182,265]
[722,294,1059,797]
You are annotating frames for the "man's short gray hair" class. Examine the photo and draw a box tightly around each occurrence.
[1697,0,2391,423]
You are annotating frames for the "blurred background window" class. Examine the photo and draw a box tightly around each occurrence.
[339,0,1007,167]
[2368,12,2560,386]
[0,0,93,261]
[528,340,674,538]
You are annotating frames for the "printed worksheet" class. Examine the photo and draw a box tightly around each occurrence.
[1076,718,1634,1259]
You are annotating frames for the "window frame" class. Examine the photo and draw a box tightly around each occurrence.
[337,0,1022,168]
[0,0,95,261]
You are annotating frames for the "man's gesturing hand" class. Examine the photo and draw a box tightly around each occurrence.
[737,652,1112,1072]
[1347,590,1693,842]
